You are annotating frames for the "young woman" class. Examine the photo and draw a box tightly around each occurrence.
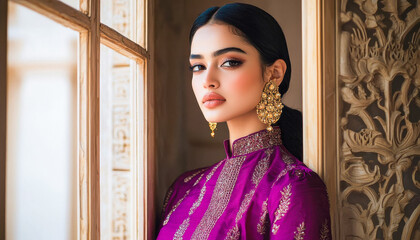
[157,3,331,239]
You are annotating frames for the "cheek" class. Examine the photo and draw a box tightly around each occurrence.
[191,78,202,102]
[227,71,262,101]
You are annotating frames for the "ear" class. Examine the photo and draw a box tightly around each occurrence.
[267,59,287,87]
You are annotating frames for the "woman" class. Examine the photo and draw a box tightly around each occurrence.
[157,3,331,239]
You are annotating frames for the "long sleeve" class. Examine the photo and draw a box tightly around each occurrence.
[268,167,331,240]
[157,167,209,231]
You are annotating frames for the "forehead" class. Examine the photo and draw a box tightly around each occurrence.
[190,24,253,55]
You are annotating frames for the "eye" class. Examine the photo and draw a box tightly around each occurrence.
[221,59,243,68]
[189,64,206,72]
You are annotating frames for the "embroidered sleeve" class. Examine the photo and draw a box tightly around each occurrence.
[161,186,174,218]
[158,167,208,229]
[268,168,332,240]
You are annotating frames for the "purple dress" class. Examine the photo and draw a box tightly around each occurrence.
[157,128,331,239]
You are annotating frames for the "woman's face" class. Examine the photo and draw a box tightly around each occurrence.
[190,23,266,123]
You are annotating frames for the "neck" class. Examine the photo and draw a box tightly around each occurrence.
[226,111,266,149]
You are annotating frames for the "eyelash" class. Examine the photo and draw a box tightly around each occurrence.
[221,59,243,67]
[189,59,243,72]
[189,64,205,72]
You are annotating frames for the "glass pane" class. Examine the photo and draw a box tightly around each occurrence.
[6,3,78,240]
[100,44,145,239]
[60,0,79,10]
[101,0,145,47]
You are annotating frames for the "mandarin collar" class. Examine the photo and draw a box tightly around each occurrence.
[224,127,282,158]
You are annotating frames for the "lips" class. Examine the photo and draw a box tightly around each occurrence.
[202,92,226,108]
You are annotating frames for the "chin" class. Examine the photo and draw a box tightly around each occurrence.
[203,112,236,123]
[200,109,219,122]
[203,113,227,123]
[203,117,222,123]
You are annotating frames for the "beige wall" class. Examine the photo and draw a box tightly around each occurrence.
[154,0,302,223]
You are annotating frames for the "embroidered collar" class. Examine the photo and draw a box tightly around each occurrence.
[224,127,282,158]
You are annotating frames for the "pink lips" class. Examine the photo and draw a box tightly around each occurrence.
[202,92,226,108]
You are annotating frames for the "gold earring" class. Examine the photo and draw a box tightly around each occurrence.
[209,122,217,137]
[256,79,284,131]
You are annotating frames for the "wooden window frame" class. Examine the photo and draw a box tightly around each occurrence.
[0,1,7,240]
[302,0,338,239]
[0,0,155,239]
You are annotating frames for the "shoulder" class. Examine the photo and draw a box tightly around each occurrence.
[267,161,331,238]
[160,166,210,218]
[270,146,327,199]
[269,162,328,206]
[164,161,223,200]
[175,167,209,188]
[167,166,208,196]
[267,147,329,214]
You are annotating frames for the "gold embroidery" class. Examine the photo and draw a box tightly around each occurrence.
[174,161,222,239]
[162,187,173,214]
[270,148,296,190]
[252,148,272,185]
[225,225,240,240]
[270,147,296,235]
[257,198,269,235]
[280,147,295,164]
[174,218,189,240]
[184,168,206,183]
[163,189,190,226]
[163,162,220,227]
[191,156,246,240]
[271,183,292,234]
[294,222,306,240]
[193,173,204,186]
[232,127,281,156]
[189,185,206,215]
[294,169,303,178]
[320,219,329,240]
[273,164,296,185]
[235,189,255,223]
[190,163,221,215]
[226,149,273,239]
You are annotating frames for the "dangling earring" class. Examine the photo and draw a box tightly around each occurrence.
[209,122,217,137]
[256,79,283,131]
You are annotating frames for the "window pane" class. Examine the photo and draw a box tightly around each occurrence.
[60,0,80,10]
[100,44,145,239]
[101,0,146,47]
[6,3,78,240]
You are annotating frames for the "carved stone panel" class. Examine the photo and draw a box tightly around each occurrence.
[112,171,132,239]
[99,0,139,238]
[101,0,134,42]
[100,35,140,240]
[338,0,420,239]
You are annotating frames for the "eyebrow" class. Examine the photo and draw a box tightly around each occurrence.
[190,47,247,59]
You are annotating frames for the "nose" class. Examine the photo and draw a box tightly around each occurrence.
[203,66,219,89]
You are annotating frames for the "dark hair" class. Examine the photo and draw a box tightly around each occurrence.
[189,3,302,161]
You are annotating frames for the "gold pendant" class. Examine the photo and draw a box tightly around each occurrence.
[209,122,217,137]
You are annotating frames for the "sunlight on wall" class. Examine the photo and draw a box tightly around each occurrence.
[6,2,78,240]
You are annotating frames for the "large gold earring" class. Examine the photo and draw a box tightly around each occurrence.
[209,122,217,137]
[256,79,284,131]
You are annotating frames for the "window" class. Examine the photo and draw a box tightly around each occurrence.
[2,0,152,239]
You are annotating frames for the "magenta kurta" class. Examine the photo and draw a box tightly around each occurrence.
[157,128,331,239]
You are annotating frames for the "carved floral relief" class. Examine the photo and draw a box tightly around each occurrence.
[338,0,420,239]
